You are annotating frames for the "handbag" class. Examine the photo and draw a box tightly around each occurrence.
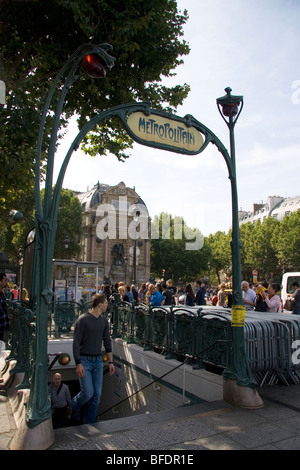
[284,298,294,311]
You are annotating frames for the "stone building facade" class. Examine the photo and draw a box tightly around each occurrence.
[76,181,151,286]
[239,195,300,226]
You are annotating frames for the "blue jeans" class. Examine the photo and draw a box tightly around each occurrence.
[71,355,103,424]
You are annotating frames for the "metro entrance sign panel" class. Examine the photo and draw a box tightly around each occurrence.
[125,109,205,155]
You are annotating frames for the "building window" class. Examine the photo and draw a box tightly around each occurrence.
[111,199,131,211]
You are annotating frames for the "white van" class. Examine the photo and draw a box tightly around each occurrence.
[281,272,300,307]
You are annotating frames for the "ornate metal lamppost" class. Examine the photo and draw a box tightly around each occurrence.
[216,88,262,407]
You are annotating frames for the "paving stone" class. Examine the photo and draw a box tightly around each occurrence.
[180,434,247,451]
[275,436,300,450]
[224,422,295,449]
[123,421,200,450]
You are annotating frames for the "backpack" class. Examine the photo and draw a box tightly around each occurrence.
[255,293,268,312]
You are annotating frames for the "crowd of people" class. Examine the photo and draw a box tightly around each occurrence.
[4,283,29,303]
[97,277,300,315]
[241,280,300,314]
[97,279,209,308]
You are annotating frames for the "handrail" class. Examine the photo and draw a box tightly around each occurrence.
[97,339,232,419]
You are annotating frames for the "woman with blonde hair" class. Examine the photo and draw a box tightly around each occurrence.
[22,288,29,303]
[118,285,130,303]
[217,283,226,307]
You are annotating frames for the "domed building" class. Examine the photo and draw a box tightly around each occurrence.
[76,181,151,286]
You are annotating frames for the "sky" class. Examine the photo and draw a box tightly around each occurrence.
[53,0,300,237]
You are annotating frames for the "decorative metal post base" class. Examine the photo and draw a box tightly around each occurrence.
[223,379,264,409]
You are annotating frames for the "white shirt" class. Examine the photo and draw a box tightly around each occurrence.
[243,288,256,310]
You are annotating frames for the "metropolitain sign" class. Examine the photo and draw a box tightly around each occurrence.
[126,110,205,155]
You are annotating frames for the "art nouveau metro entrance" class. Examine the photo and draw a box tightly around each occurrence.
[8,44,263,450]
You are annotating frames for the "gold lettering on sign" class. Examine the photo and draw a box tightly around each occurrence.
[127,112,204,152]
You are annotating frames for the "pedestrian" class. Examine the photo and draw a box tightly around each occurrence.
[0,273,10,342]
[125,285,134,303]
[21,288,29,303]
[0,273,9,385]
[118,285,130,302]
[103,284,112,301]
[241,281,256,310]
[254,281,268,312]
[149,284,165,306]
[155,282,162,293]
[161,282,173,305]
[195,280,205,305]
[259,282,281,313]
[71,293,115,424]
[11,284,19,300]
[138,283,146,303]
[217,283,227,307]
[131,285,138,302]
[166,279,176,305]
[144,283,151,305]
[291,282,300,315]
[185,283,195,306]
[48,373,72,429]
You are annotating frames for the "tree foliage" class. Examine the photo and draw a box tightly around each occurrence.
[1,188,82,262]
[206,231,232,283]
[272,210,300,271]
[150,211,300,286]
[52,188,82,259]
[0,0,190,227]
[150,212,209,283]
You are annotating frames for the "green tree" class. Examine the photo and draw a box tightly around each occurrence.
[150,213,207,283]
[272,210,300,271]
[206,231,231,283]
[52,188,82,259]
[1,188,82,262]
[252,217,280,279]
[239,222,256,280]
[0,0,190,227]
[240,218,280,281]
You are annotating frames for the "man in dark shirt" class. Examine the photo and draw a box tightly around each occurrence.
[161,282,173,305]
[292,282,300,315]
[195,280,205,305]
[71,293,115,424]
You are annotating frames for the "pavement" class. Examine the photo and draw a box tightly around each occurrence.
[1,380,300,452]
[2,338,300,452]
[2,345,300,453]
[48,384,300,451]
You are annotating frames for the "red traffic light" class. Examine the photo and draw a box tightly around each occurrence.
[81,54,107,78]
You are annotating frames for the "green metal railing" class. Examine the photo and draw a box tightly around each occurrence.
[6,297,300,392]
[111,298,233,370]
[5,297,233,390]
